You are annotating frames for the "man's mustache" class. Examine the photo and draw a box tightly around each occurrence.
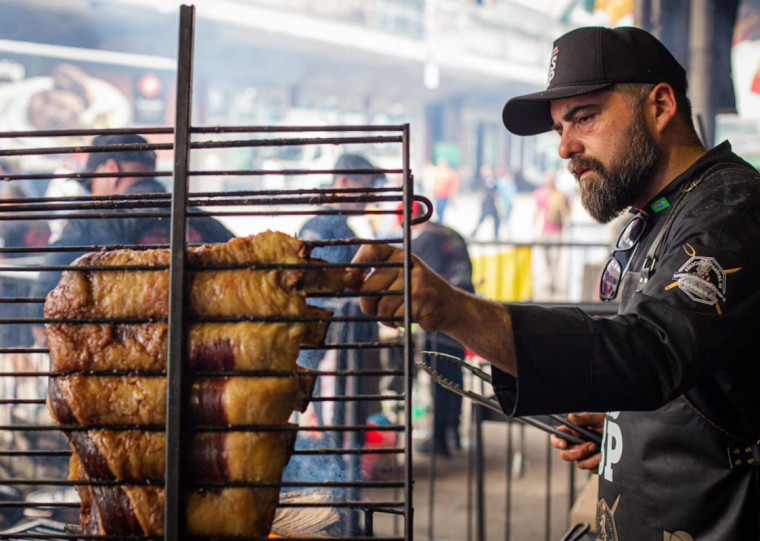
[569,157,605,179]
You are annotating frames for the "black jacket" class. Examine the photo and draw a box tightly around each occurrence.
[493,142,760,539]
[32,179,234,312]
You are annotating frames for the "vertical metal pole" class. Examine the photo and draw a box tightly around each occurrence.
[505,421,512,541]
[689,0,715,148]
[427,335,437,541]
[634,0,651,30]
[402,123,414,541]
[568,459,576,510]
[475,406,485,541]
[164,5,195,541]
[545,436,552,541]
[466,407,474,541]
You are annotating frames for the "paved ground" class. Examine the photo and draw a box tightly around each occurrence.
[367,402,597,541]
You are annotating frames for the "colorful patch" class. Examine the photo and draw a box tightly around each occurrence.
[671,256,726,306]
[649,197,670,213]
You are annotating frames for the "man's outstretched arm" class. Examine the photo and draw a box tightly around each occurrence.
[343,243,518,376]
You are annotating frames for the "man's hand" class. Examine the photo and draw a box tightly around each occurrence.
[550,413,604,471]
[344,243,518,376]
[343,244,457,333]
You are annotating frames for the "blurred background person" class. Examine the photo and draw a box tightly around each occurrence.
[431,158,459,223]
[470,164,501,239]
[532,170,570,296]
[288,153,384,497]
[495,168,517,239]
[31,133,234,343]
[409,201,474,457]
[0,160,50,255]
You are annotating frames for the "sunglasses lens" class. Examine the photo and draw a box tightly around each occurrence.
[617,215,646,250]
[600,257,622,300]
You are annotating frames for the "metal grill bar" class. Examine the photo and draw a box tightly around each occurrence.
[0,534,405,541]
[0,394,405,405]
[0,481,404,489]
[401,124,415,541]
[0,14,414,541]
[193,124,407,133]
[1,168,403,183]
[0,261,403,272]
[0,236,410,256]
[0,135,403,158]
[163,5,194,540]
[0,425,406,433]
[0,192,416,212]
[0,124,407,139]
[0,368,405,378]
[0,127,174,138]
[0,367,404,376]
[0,448,405,458]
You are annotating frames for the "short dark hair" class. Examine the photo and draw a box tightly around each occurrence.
[615,83,699,141]
[85,134,156,172]
[333,153,385,186]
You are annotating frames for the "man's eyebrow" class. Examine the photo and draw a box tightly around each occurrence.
[551,103,602,131]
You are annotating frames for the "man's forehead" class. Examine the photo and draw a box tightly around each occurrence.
[549,88,615,120]
[119,160,154,171]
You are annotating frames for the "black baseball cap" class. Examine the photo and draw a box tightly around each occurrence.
[502,26,687,136]
[333,154,386,185]
[84,134,156,172]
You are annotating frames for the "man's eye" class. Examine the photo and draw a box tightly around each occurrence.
[577,115,593,125]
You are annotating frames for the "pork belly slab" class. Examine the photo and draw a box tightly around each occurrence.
[45,231,341,537]
[48,373,316,427]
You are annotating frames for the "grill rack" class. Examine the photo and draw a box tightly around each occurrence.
[0,5,420,540]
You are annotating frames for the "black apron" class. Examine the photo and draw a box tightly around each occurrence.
[595,270,760,540]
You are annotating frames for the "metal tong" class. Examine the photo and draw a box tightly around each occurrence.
[418,351,602,446]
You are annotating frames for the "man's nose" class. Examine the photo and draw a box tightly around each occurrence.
[558,131,583,160]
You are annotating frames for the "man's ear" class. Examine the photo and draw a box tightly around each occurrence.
[650,83,678,134]
[333,175,348,189]
[101,158,121,174]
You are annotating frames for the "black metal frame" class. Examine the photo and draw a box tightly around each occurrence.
[0,4,419,540]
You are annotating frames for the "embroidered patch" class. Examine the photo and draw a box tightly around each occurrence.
[596,495,620,541]
[650,197,670,213]
[665,244,741,314]
[672,256,726,305]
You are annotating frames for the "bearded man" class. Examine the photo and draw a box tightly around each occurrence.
[345,27,760,539]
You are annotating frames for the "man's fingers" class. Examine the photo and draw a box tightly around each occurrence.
[576,452,602,471]
[359,267,404,318]
[344,243,400,289]
[567,412,605,430]
[550,434,568,450]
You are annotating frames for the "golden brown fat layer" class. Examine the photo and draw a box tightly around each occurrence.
[46,319,330,372]
[48,373,316,427]
[83,485,279,538]
[46,263,304,320]
[71,454,281,537]
[44,230,345,320]
[68,429,296,482]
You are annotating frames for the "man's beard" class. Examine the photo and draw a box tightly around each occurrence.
[569,114,661,223]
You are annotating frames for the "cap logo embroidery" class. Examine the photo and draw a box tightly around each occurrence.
[547,46,559,85]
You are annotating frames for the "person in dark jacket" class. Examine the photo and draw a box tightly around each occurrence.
[31,134,234,325]
[411,206,474,456]
[345,27,760,539]
[284,153,384,500]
